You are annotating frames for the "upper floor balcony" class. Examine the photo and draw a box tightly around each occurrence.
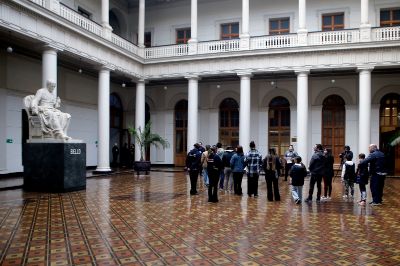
[12,0,400,62]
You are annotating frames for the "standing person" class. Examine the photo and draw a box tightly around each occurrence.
[222,146,235,193]
[129,144,135,168]
[216,142,225,190]
[284,145,298,181]
[207,146,223,202]
[201,145,211,187]
[341,154,356,199]
[245,141,263,198]
[339,145,354,166]
[322,148,334,200]
[356,153,369,206]
[360,144,387,206]
[290,156,307,204]
[185,143,202,195]
[230,146,246,195]
[112,143,119,167]
[263,148,282,201]
[305,144,326,203]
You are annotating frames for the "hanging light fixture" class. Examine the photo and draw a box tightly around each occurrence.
[6,46,13,53]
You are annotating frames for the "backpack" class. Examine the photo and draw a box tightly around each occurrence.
[344,163,356,181]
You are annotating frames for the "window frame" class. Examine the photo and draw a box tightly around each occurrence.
[321,12,345,31]
[220,22,240,40]
[380,8,400,27]
[269,17,290,35]
[176,28,191,44]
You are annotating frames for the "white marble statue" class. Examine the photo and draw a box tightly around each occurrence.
[25,80,71,140]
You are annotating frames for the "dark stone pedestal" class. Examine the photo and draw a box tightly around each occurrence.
[23,143,86,192]
[134,161,151,175]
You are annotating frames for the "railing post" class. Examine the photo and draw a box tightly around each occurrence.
[188,42,198,55]
[45,0,60,15]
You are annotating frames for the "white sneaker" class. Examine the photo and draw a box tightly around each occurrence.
[342,195,348,198]
[321,196,327,200]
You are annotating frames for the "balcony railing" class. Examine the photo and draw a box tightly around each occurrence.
[251,34,298,49]
[59,4,103,37]
[145,44,188,59]
[308,29,360,45]
[373,26,400,41]
[198,39,240,54]
[24,0,400,60]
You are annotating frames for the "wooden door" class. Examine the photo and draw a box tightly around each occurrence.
[175,100,188,166]
[219,98,239,147]
[268,97,290,156]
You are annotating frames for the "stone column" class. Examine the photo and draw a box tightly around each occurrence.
[188,0,198,55]
[240,0,250,50]
[96,66,112,173]
[42,46,58,96]
[186,75,199,153]
[296,70,309,165]
[297,0,308,45]
[101,0,112,39]
[358,66,373,155]
[135,79,146,161]
[360,0,371,41]
[138,0,145,48]
[238,71,252,151]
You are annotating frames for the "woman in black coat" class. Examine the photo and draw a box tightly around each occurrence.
[322,148,334,200]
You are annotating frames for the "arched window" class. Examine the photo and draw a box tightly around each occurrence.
[268,96,290,155]
[219,98,239,147]
[322,95,345,164]
[175,100,188,166]
[380,93,400,175]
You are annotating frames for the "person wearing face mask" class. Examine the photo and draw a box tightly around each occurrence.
[284,145,298,181]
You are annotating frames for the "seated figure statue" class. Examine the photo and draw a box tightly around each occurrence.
[29,80,71,140]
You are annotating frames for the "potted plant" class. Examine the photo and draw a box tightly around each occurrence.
[128,121,169,174]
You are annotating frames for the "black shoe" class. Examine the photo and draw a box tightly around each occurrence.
[304,198,312,203]
[190,192,198,195]
[254,195,258,198]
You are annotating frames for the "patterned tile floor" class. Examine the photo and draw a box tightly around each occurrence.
[0,172,399,265]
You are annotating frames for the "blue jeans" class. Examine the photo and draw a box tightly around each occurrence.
[219,170,224,189]
[292,185,303,201]
[202,168,209,185]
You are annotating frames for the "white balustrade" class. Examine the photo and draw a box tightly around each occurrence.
[30,0,45,7]
[144,44,188,59]
[250,34,298,50]
[59,4,103,37]
[308,30,360,45]
[373,26,400,41]
[197,39,240,54]
[111,34,138,55]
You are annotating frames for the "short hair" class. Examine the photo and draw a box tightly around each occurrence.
[345,153,352,160]
[194,143,200,148]
[369,144,378,151]
[295,156,302,163]
[216,142,222,148]
[315,144,323,151]
[250,141,256,148]
[344,145,350,151]
[205,144,211,150]
[236,145,243,154]
[359,153,365,159]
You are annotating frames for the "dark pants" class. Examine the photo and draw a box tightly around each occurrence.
[308,174,323,200]
[370,174,386,203]
[247,173,259,196]
[285,163,293,181]
[323,175,333,197]
[265,170,280,201]
[208,170,219,202]
[233,172,243,195]
[189,170,199,194]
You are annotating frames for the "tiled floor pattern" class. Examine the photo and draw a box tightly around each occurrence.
[0,172,399,265]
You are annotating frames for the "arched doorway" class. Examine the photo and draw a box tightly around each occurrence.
[380,93,400,175]
[174,100,188,166]
[110,93,123,166]
[322,95,345,164]
[219,98,239,147]
[268,96,290,156]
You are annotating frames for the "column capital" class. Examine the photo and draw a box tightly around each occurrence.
[237,71,253,78]
[357,65,374,72]
[294,69,310,75]
[99,64,114,72]
[42,43,64,52]
[185,74,200,80]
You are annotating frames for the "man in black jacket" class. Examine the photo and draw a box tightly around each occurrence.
[305,144,326,203]
[186,143,202,195]
[360,144,387,205]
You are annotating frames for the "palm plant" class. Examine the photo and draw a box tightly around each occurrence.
[128,121,170,161]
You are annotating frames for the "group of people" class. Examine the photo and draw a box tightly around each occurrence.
[112,143,135,168]
[186,141,388,206]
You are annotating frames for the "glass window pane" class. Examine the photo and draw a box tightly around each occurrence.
[323,16,331,26]
[177,30,184,38]
[393,9,400,20]
[232,23,239,34]
[270,20,278,30]
[222,25,229,34]
[381,10,390,21]
[334,14,344,25]
[281,19,289,29]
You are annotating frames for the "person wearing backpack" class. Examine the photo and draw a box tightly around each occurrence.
[230,146,246,195]
[341,153,355,199]
[207,146,223,202]
[185,143,202,195]
[289,156,307,204]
